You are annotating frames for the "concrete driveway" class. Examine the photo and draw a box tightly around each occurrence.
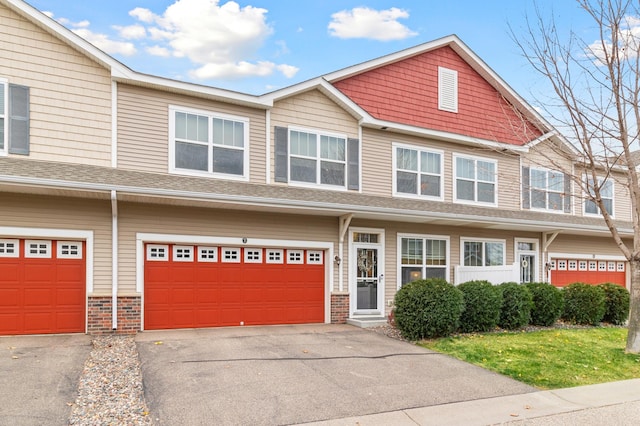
[136,324,534,425]
[0,334,91,426]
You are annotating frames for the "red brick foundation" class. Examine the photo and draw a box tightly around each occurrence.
[87,296,141,334]
[331,292,349,324]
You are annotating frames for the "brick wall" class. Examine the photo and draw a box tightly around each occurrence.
[331,292,349,324]
[87,296,141,334]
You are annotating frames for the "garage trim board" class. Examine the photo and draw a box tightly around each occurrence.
[136,233,333,330]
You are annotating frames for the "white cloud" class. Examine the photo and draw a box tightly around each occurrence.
[588,14,640,64]
[114,24,146,40]
[277,64,299,78]
[129,0,297,80]
[146,45,171,57]
[328,7,418,41]
[72,28,137,56]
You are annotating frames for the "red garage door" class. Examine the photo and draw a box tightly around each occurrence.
[144,244,325,330]
[0,239,85,335]
[550,258,626,287]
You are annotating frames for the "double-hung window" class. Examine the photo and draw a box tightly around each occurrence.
[289,128,346,187]
[0,80,6,154]
[394,145,443,199]
[399,235,448,286]
[0,78,29,156]
[170,106,249,179]
[462,239,505,266]
[585,177,613,216]
[530,168,565,211]
[454,155,496,205]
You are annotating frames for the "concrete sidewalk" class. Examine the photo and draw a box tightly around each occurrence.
[300,378,640,425]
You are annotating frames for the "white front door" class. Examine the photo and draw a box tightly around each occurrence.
[350,228,385,316]
[516,238,539,283]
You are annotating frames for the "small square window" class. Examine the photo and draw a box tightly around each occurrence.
[266,249,283,264]
[0,239,19,258]
[198,246,218,262]
[244,248,262,263]
[578,261,587,271]
[588,261,597,271]
[617,262,625,272]
[173,245,194,262]
[57,241,83,259]
[147,244,169,261]
[222,247,240,263]
[287,250,303,264]
[598,261,607,271]
[307,250,323,264]
[549,260,556,270]
[607,261,616,271]
[25,240,52,258]
[568,260,577,271]
[557,260,567,270]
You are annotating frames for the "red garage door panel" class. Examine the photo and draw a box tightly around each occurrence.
[0,240,85,335]
[551,259,626,287]
[144,245,325,330]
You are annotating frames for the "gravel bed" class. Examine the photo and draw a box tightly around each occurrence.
[69,335,152,425]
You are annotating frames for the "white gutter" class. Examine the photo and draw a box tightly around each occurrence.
[111,190,118,330]
[338,214,353,292]
[111,82,118,168]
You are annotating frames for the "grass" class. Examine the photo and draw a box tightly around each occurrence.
[421,327,640,389]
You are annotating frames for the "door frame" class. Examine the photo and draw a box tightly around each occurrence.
[348,227,385,317]
[515,237,539,283]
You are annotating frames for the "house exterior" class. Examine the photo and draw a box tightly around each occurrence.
[0,0,633,335]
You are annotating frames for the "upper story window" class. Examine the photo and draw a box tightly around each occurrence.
[585,177,613,216]
[274,126,360,190]
[169,106,249,180]
[454,155,496,205]
[530,168,566,211]
[0,79,29,156]
[438,67,458,113]
[289,128,346,187]
[394,144,443,200]
[462,238,505,267]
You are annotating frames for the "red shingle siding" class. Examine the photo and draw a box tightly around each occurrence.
[333,46,541,146]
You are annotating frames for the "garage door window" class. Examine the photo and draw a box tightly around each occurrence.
[198,246,218,262]
[222,248,240,263]
[287,250,303,264]
[618,262,625,271]
[147,244,168,261]
[307,251,323,264]
[173,246,193,261]
[0,239,19,257]
[25,240,51,258]
[267,249,283,263]
[244,249,262,263]
[57,241,82,259]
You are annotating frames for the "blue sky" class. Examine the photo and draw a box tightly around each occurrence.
[26,0,595,102]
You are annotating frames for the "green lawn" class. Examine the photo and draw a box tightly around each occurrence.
[420,328,640,389]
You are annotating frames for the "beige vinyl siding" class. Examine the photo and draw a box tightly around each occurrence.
[117,202,339,294]
[546,234,630,258]
[1,4,112,165]
[0,192,112,295]
[117,84,267,183]
[270,89,359,183]
[362,128,521,209]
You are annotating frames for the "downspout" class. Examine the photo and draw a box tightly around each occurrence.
[338,214,353,291]
[111,190,118,330]
[542,231,560,283]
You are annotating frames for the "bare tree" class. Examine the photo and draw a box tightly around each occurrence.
[512,0,640,353]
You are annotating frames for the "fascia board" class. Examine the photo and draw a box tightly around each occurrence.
[1,173,628,236]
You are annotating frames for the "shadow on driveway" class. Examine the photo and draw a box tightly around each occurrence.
[136,324,534,425]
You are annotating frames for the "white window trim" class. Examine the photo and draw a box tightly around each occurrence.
[529,167,567,214]
[266,249,284,264]
[397,233,450,290]
[460,237,506,267]
[453,154,498,207]
[146,244,169,261]
[0,78,7,156]
[197,246,218,262]
[244,248,263,263]
[57,241,83,259]
[392,143,444,201]
[287,125,348,191]
[583,176,614,218]
[221,247,241,263]
[168,105,250,181]
[287,249,304,264]
[24,240,52,258]
[438,67,458,113]
[172,245,194,262]
[0,238,19,257]
[307,250,323,264]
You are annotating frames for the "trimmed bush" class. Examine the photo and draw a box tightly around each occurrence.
[525,282,564,326]
[497,282,533,330]
[458,280,502,333]
[599,283,630,325]
[562,283,606,325]
[394,278,465,340]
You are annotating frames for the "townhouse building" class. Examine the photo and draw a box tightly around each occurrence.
[0,0,632,335]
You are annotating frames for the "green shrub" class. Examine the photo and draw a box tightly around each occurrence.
[598,283,630,325]
[562,283,606,325]
[525,282,564,326]
[394,278,465,340]
[458,280,502,333]
[497,282,533,330]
